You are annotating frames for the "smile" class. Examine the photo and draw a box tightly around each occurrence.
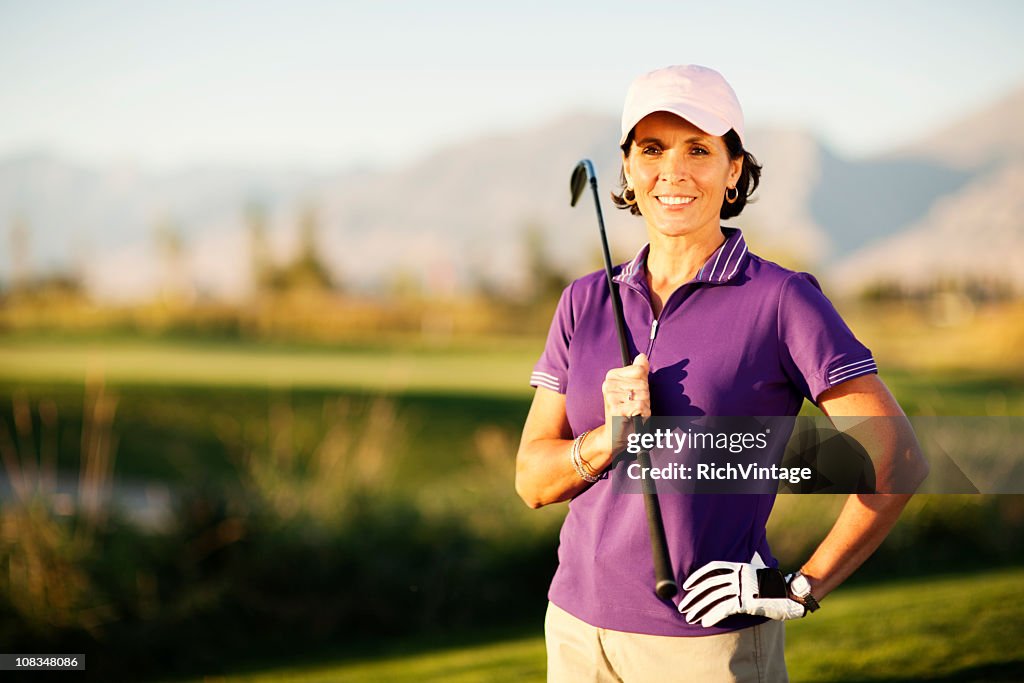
[656,196,695,206]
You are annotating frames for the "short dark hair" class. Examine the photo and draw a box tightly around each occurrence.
[610,129,761,220]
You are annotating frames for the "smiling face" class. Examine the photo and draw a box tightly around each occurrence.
[622,111,743,241]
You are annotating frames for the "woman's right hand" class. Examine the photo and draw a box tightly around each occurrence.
[601,353,651,455]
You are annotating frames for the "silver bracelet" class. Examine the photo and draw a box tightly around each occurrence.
[571,429,599,483]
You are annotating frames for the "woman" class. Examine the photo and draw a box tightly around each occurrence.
[516,65,927,682]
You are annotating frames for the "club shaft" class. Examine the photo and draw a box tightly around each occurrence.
[589,177,632,368]
[588,175,678,600]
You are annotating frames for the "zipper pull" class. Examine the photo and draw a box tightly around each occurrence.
[650,319,659,340]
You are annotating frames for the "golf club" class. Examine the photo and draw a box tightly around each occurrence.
[570,159,678,600]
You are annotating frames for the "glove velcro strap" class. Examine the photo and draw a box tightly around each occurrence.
[756,568,789,598]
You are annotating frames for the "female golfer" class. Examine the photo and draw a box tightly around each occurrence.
[516,64,927,682]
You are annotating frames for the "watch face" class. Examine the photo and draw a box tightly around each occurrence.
[791,574,811,597]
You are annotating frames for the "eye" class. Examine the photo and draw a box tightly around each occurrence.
[690,146,709,156]
[641,145,661,156]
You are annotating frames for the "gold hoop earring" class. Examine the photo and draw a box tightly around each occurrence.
[725,186,739,204]
[623,186,637,206]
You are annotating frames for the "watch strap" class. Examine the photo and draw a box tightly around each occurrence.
[786,571,821,613]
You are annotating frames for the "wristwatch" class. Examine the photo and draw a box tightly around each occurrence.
[786,571,820,613]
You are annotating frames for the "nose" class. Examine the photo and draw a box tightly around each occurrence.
[658,149,690,183]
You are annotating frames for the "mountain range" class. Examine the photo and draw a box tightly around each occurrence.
[1,85,1021,302]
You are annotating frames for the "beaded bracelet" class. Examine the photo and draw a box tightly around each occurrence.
[571,429,599,483]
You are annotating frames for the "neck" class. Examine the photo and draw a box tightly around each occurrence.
[645,225,726,290]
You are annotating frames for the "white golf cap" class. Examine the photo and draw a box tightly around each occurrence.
[620,64,745,148]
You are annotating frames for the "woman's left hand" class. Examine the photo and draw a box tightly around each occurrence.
[678,552,807,627]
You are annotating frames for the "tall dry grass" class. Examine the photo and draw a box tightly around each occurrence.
[0,376,119,636]
[217,395,403,528]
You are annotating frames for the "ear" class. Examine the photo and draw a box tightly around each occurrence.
[728,155,743,188]
[622,150,634,189]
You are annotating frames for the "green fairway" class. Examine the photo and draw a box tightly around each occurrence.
[2,336,1022,414]
[0,337,1020,422]
[164,568,1023,683]
[0,336,540,398]
[2,335,1021,491]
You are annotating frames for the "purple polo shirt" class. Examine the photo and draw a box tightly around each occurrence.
[529,227,877,637]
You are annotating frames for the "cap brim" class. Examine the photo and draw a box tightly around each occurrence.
[619,103,734,147]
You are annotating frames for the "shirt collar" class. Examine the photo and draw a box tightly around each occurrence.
[613,227,750,291]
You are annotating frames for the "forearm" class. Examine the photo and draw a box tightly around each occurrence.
[805,375,929,602]
[797,427,926,601]
[799,492,912,600]
[517,360,651,509]
[515,424,614,508]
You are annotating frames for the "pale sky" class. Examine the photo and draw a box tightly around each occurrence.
[2,0,1023,170]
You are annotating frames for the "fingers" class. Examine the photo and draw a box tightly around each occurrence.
[608,355,650,381]
[601,389,651,418]
[600,383,651,404]
[614,401,651,419]
[602,359,650,401]
[602,354,653,429]
[679,562,742,627]
[679,581,736,620]
[633,352,649,372]
[682,562,739,590]
[694,601,738,628]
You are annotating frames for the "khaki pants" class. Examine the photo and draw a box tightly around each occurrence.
[545,602,788,683]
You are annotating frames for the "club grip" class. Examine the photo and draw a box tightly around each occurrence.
[632,415,678,600]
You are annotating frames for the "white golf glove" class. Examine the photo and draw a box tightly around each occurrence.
[678,552,806,627]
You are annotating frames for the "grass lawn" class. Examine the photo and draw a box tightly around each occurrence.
[166,568,1023,683]
[785,568,1024,682]
[2,334,1023,410]
[0,335,539,398]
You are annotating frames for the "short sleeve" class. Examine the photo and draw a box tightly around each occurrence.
[530,282,575,394]
[778,272,877,404]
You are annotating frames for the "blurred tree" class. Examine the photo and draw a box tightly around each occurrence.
[387,268,422,301]
[246,200,336,300]
[2,215,82,302]
[153,216,192,305]
[246,201,273,295]
[277,204,334,292]
[8,212,30,293]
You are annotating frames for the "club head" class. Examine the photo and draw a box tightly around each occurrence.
[570,159,597,207]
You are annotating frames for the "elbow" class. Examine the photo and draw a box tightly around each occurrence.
[895,443,930,494]
[520,494,546,510]
[514,451,548,509]
[515,471,546,509]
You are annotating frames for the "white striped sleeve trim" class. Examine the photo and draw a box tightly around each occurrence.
[827,357,878,385]
[530,372,562,392]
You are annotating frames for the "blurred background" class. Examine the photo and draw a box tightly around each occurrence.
[1,1,1023,681]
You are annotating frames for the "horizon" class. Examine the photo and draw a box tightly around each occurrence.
[2,83,1019,175]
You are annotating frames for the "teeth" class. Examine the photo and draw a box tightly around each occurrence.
[657,196,695,205]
